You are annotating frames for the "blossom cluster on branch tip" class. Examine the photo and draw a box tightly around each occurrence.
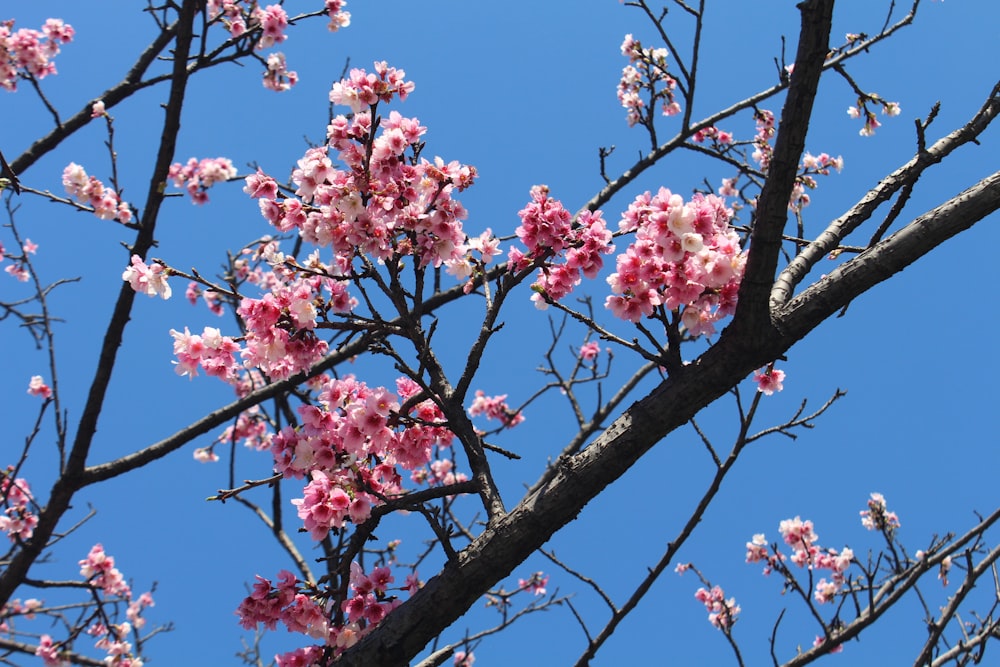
[468,390,525,429]
[205,2,349,91]
[238,563,408,658]
[791,152,844,211]
[243,61,477,287]
[692,125,733,145]
[1,237,35,281]
[859,492,900,532]
[518,572,549,596]
[122,255,171,300]
[751,109,776,172]
[753,367,784,395]
[618,33,680,127]
[847,97,900,137]
[62,163,132,223]
[0,18,73,92]
[185,281,224,316]
[695,585,740,630]
[167,157,237,205]
[0,467,37,542]
[26,375,51,399]
[607,190,744,333]
[508,185,615,309]
[28,544,154,667]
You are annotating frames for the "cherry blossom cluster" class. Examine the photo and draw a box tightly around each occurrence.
[229,373,486,652]
[848,96,900,137]
[74,544,155,666]
[859,492,900,532]
[444,228,502,293]
[163,248,355,383]
[167,157,237,205]
[238,562,408,659]
[605,189,744,334]
[1,237,36,281]
[0,467,37,542]
[27,375,51,398]
[206,2,288,49]
[0,18,74,92]
[468,390,525,429]
[746,515,855,606]
[507,185,614,308]
[62,163,133,223]
[169,326,240,381]
[184,281,224,316]
[675,563,740,631]
[122,255,172,300]
[691,125,733,146]
[263,51,297,92]
[751,109,776,173]
[0,597,43,628]
[753,366,785,395]
[271,375,453,488]
[79,544,131,598]
[204,2,349,91]
[579,341,600,361]
[790,151,844,211]
[618,33,680,127]
[213,406,268,455]
[245,62,477,283]
[236,271,346,381]
[695,585,740,630]
[236,570,329,641]
[517,572,549,597]
[324,0,352,32]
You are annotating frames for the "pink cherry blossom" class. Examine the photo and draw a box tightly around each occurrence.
[468,390,524,428]
[27,375,52,399]
[262,52,297,91]
[753,367,785,395]
[0,469,38,542]
[34,635,67,667]
[617,33,679,127]
[122,255,172,299]
[79,544,131,598]
[62,163,132,223]
[579,341,600,360]
[325,0,352,31]
[0,18,74,92]
[604,189,744,332]
[167,156,237,204]
[694,585,740,630]
[859,492,900,531]
[518,572,549,596]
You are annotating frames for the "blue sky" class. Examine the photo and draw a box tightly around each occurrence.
[4,1,1000,665]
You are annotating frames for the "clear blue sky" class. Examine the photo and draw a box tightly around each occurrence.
[4,2,999,665]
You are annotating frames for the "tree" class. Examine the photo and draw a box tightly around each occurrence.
[2,1,999,665]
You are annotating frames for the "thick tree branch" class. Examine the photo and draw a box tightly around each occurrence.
[777,170,1000,338]
[336,66,1000,667]
[730,0,833,338]
[0,0,200,609]
[772,80,1000,307]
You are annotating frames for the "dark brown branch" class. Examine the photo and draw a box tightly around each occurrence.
[0,0,200,609]
[730,0,833,339]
